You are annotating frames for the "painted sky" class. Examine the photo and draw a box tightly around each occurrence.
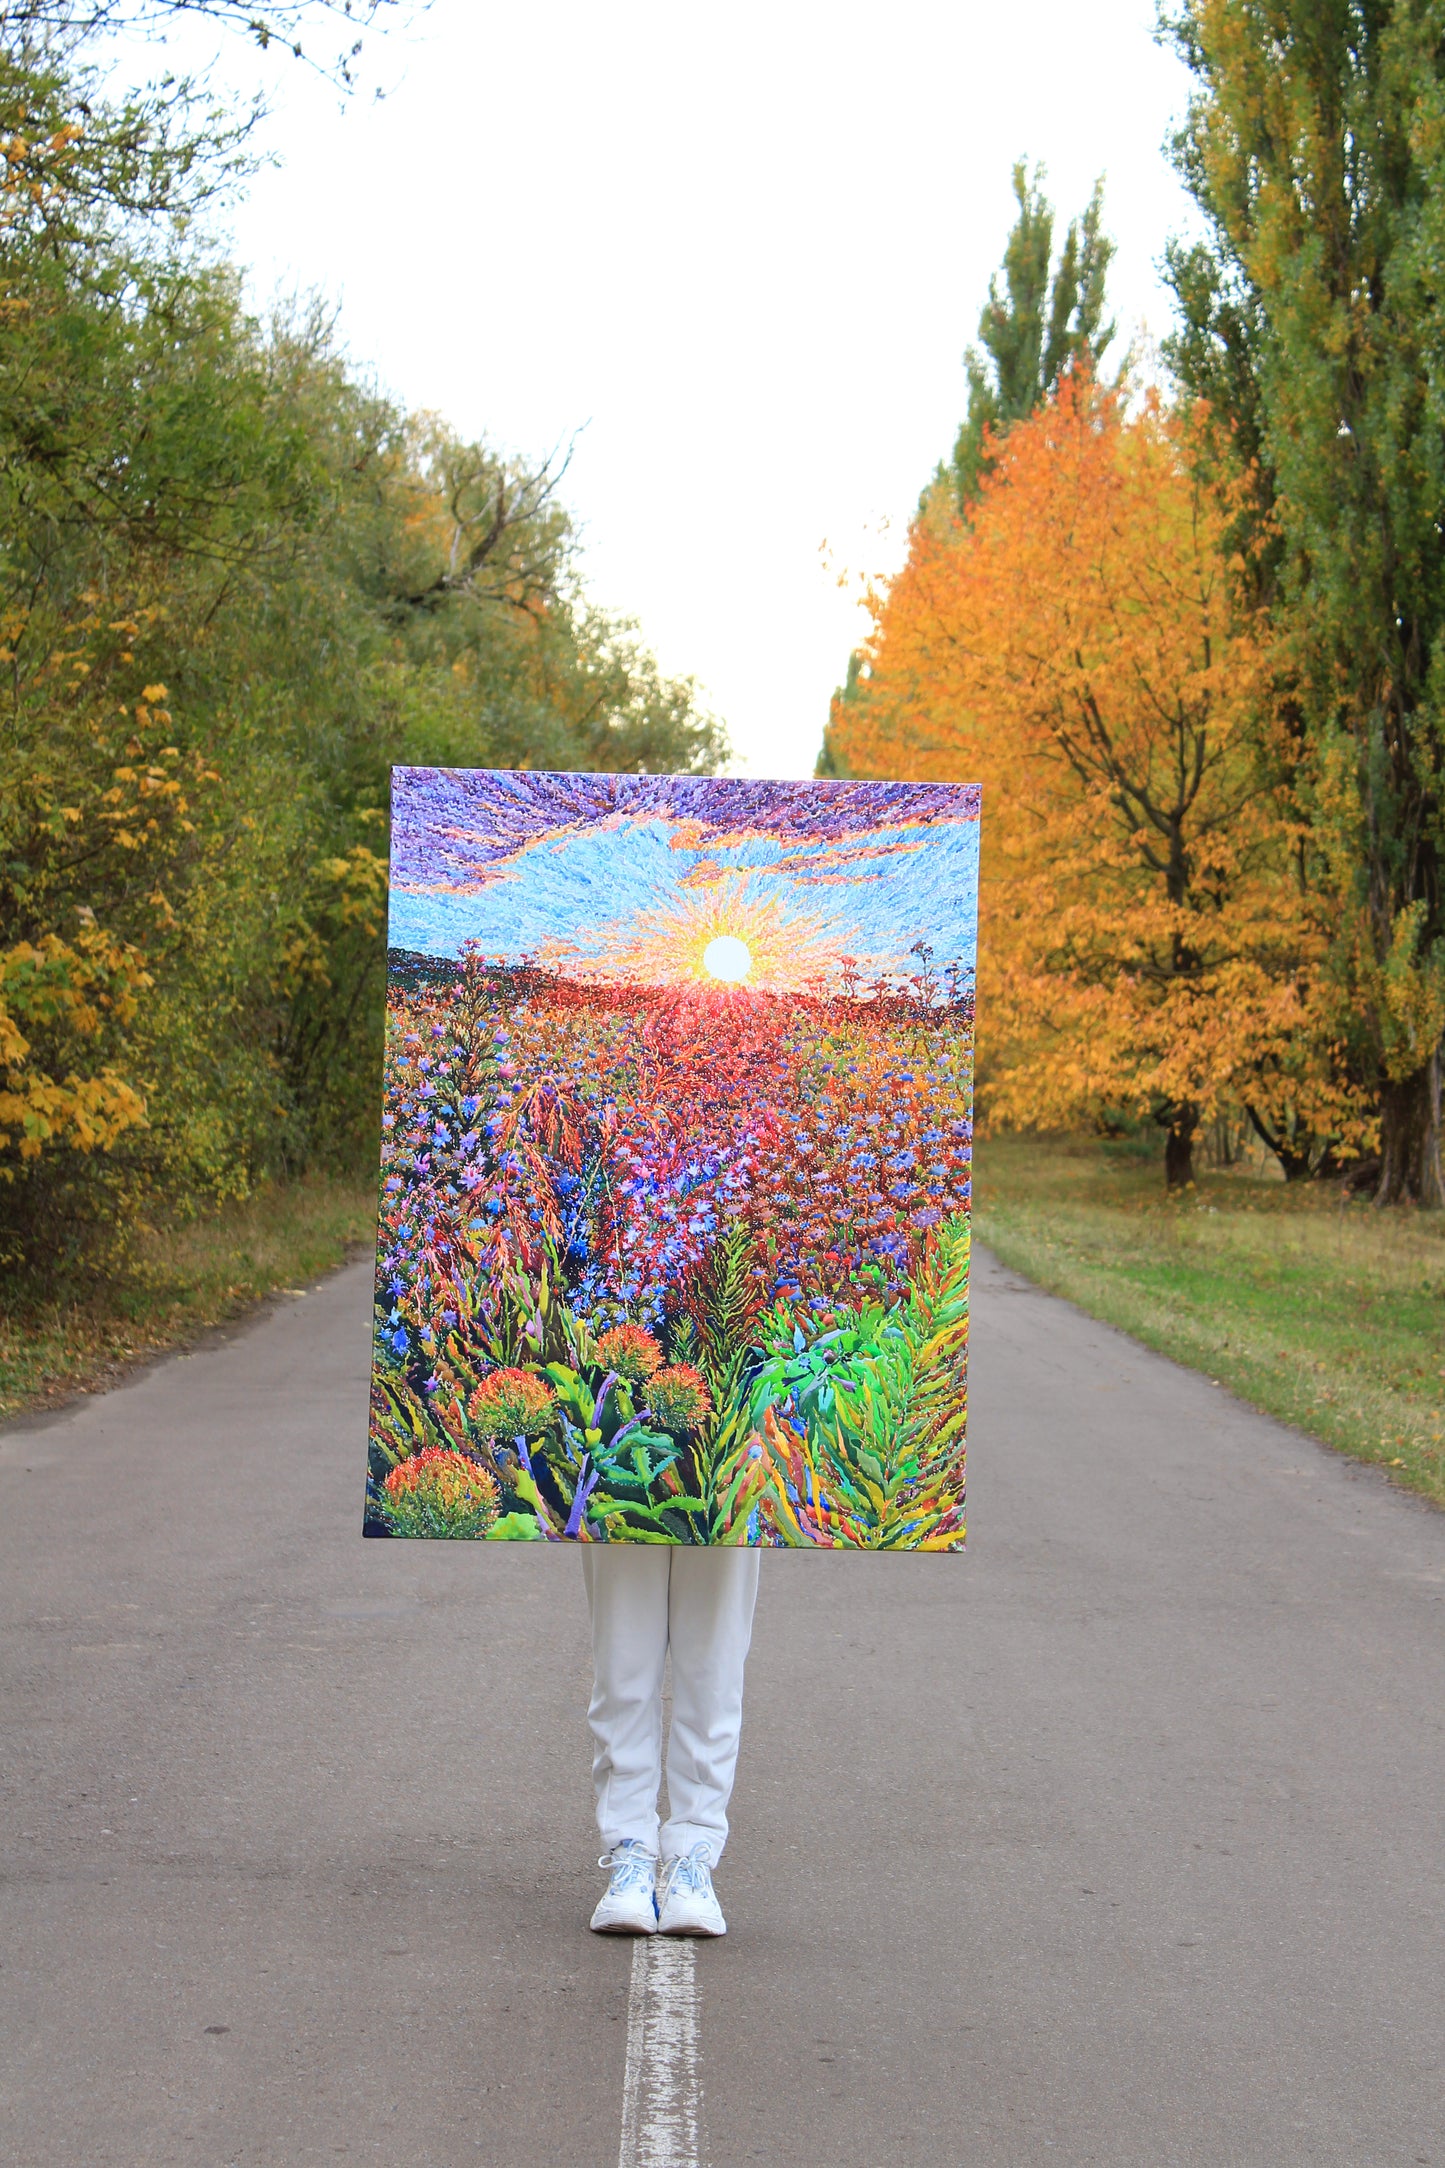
[388,769,980,992]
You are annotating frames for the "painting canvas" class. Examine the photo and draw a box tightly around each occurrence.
[365,769,980,1548]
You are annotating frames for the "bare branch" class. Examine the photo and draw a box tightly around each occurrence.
[0,0,428,94]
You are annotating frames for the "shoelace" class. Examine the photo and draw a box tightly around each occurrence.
[659,1844,713,1900]
[599,1843,656,1895]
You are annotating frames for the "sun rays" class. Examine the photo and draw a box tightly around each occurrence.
[586,874,845,992]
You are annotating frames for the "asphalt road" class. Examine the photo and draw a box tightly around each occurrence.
[2,1248,1443,2168]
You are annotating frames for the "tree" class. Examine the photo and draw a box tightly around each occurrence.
[1,0,419,92]
[822,159,1117,781]
[949,158,1115,506]
[825,374,1359,1187]
[0,31,725,1274]
[1160,0,1445,1205]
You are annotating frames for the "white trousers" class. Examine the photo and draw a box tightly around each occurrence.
[580,1546,761,1863]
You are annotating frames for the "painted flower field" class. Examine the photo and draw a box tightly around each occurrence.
[365,770,980,1548]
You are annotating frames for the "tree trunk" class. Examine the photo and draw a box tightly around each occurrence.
[1375,1046,1444,1207]
[1164,1104,1198,1191]
[1244,1104,1317,1181]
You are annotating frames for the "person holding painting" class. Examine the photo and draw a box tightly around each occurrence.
[583,1545,760,1937]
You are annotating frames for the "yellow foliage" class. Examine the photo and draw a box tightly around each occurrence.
[0,930,151,1168]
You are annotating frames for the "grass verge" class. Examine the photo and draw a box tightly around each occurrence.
[973,1134,1445,1509]
[0,1172,376,1421]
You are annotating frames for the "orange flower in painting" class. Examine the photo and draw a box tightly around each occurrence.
[645,1365,712,1434]
[381,1447,501,1536]
[385,1446,497,1510]
[595,1324,664,1386]
[467,1367,557,1437]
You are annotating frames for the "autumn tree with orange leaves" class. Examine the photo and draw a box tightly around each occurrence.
[825,373,1364,1188]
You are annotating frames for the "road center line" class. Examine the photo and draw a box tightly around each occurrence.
[618,1937,703,2168]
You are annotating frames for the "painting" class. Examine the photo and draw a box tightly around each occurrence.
[365,769,980,1547]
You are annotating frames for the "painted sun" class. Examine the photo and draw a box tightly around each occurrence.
[702,934,752,982]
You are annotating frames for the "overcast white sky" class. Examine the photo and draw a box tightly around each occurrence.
[113,0,1202,777]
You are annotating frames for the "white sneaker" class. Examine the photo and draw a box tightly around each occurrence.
[590,1840,658,1934]
[656,1843,727,1937]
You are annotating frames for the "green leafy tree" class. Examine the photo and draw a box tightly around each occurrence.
[820,162,1115,780]
[0,28,725,1275]
[1161,0,1445,1205]
[949,158,1115,506]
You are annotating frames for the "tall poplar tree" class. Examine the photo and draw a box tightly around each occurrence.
[950,159,1115,506]
[1162,0,1445,1205]
[821,162,1115,779]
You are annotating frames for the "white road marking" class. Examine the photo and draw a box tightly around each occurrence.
[618,1937,703,2168]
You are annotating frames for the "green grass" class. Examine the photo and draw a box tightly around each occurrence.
[0,1173,377,1420]
[973,1134,1445,1509]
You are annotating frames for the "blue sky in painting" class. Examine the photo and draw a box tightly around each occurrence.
[388,777,979,983]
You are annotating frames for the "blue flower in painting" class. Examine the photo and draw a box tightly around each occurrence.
[390,1328,409,1355]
